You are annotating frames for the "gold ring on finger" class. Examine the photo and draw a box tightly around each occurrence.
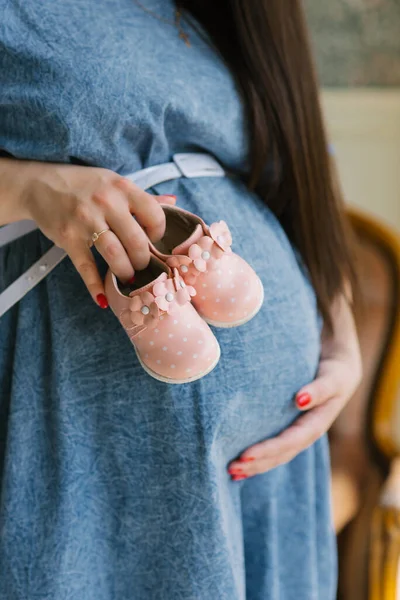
[89,228,110,247]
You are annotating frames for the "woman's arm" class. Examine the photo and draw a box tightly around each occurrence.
[0,157,176,306]
[227,293,362,476]
[0,157,34,224]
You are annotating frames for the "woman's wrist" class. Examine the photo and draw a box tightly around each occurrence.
[0,157,41,224]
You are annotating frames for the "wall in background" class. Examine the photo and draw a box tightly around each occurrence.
[322,89,400,230]
[305,1,400,230]
[305,0,400,86]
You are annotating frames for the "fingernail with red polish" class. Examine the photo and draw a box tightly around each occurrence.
[297,392,311,408]
[228,467,245,475]
[239,456,255,463]
[128,275,136,284]
[96,294,109,309]
[232,474,248,481]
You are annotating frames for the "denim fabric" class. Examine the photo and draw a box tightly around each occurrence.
[0,1,337,598]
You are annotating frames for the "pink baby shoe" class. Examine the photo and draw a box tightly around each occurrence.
[150,205,264,327]
[105,256,220,384]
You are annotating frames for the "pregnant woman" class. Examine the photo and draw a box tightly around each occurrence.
[0,1,362,598]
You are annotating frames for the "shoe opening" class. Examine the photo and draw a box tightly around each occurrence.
[153,206,198,255]
[118,256,169,297]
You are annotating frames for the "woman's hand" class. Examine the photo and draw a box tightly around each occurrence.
[227,292,363,480]
[19,161,176,307]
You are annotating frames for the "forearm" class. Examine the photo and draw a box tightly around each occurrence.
[324,290,363,434]
[0,156,35,225]
[321,286,358,359]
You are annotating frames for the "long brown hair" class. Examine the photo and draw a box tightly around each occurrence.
[179,0,356,331]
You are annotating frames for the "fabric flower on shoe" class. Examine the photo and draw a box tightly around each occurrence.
[172,268,196,305]
[120,290,159,330]
[182,263,202,286]
[209,221,232,256]
[152,273,179,314]
[188,236,219,273]
[166,255,192,278]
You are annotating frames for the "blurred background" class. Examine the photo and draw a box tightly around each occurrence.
[304,2,400,599]
[305,0,400,229]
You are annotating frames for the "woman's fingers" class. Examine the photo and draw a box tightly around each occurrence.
[295,357,360,412]
[295,364,338,411]
[114,179,171,242]
[101,188,176,269]
[67,243,108,308]
[106,209,151,271]
[93,228,136,282]
[72,188,177,284]
[228,396,345,478]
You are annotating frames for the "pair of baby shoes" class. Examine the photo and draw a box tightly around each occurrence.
[105,205,264,384]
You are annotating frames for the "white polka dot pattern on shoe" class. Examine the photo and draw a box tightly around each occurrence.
[120,278,225,381]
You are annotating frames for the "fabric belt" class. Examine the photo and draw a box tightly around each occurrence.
[0,152,226,318]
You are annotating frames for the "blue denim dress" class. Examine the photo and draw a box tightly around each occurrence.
[0,1,337,598]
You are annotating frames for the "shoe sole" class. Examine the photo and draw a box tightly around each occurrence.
[134,342,221,385]
[199,277,265,329]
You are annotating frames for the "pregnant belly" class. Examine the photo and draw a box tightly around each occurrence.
[189,268,321,463]
[149,176,322,462]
